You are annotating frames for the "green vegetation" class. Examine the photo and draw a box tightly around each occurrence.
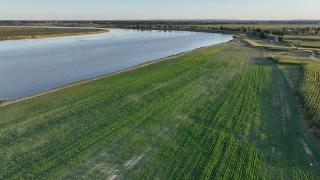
[286,40,320,49]
[120,22,320,37]
[0,43,319,179]
[205,23,320,30]
[272,55,314,65]
[300,63,320,126]
[285,35,320,41]
[248,37,292,47]
[242,37,296,51]
[283,35,320,49]
[269,54,320,128]
[242,35,320,62]
[0,27,107,40]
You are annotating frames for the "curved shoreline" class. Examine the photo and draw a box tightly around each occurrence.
[0,41,231,107]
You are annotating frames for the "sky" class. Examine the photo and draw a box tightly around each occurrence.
[0,0,319,20]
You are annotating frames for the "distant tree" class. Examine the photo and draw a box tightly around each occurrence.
[278,36,284,42]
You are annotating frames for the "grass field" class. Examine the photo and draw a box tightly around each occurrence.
[0,27,107,40]
[0,42,319,179]
[272,55,314,65]
[282,35,320,49]
[286,40,320,49]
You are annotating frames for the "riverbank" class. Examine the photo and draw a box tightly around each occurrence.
[0,42,227,107]
[1,42,319,179]
[0,26,108,41]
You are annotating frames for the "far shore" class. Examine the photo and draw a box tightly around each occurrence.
[0,26,108,41]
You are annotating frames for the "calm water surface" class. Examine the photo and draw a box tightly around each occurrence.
[0,29,233,99]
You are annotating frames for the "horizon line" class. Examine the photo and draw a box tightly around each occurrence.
[1,19,320,22]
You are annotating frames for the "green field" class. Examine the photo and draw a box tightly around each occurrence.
[268,53,320,128]
[286,40,320,49]
[269,53,320,128]
[0,27,107,40]
[301,63,320,125]
[248,37,293,47]
[285,35,320,41]
[0,42,319,179]
[282,35,320,49]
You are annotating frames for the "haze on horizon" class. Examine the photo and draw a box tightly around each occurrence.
[0,0,319,21]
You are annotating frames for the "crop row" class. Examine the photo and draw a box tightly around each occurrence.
[300,63,320,126]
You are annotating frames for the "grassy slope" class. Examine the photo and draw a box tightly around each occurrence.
[0,43,319,179]
[0,27,107,40]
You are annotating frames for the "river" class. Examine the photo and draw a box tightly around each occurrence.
[0,28,233,99]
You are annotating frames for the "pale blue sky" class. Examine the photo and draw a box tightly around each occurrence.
[0,0,319,20]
